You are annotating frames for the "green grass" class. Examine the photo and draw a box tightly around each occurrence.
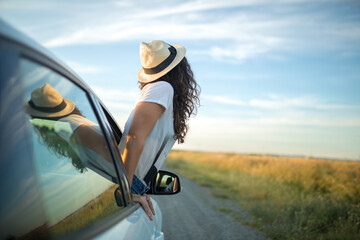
[166,150,360,240]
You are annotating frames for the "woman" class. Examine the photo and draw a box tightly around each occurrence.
[118,40,200,220]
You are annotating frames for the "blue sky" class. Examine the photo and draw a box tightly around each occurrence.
[1,0,359,159]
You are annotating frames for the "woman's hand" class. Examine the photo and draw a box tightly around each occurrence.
[132,194,156,221]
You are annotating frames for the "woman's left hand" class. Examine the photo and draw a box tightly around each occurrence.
[132,194,155,221]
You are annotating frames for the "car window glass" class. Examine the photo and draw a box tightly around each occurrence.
[21,58,124,239]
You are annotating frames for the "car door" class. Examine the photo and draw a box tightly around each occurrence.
[0,34,162,240]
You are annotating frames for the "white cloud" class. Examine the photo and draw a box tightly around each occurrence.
[65,60,106,74]
[204,94,360,111]
[2,0,353,63]
[203,95,245,106]
[92,87,137,100]
[91,87,137,111]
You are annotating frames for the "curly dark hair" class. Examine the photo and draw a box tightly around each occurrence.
[31,107,87,173]
[33,124,87,173]
[141,57,200,143]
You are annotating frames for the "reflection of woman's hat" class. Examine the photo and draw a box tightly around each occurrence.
[138,40,186,83]
[25,83,75,118]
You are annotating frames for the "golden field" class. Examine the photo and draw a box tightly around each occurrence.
[50,185,121,238]
[166,150,360,240]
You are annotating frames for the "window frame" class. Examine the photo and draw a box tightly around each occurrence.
[88,94,132,205]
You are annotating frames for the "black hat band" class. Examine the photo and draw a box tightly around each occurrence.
[143,45,177,75]
[29,99,67,113]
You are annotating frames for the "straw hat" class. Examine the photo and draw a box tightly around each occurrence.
[25,83,75,118]
[138,40,186,83]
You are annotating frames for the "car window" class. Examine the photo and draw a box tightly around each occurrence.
[21,58,125,238]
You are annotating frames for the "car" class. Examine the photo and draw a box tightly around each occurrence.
[0,18,181,240]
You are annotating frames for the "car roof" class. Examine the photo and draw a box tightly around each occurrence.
[0,18,95,95]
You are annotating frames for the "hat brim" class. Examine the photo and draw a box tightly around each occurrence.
[25,99,76,119]
[138,44,186,83]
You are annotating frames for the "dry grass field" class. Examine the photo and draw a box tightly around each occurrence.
[166,150,360,240]
[19,185,122,239]
[50,185,121,238]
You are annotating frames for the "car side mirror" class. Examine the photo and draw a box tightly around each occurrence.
[147,170,181,195]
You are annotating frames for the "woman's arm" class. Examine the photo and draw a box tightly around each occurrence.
[122,101,165,186]
[74,124,112,162]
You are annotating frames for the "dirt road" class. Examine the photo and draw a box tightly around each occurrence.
[153,176,268,240]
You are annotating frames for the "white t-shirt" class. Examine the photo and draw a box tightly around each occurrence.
[54,114,118,183]
[55,115,100,142]
[118,81,176,183]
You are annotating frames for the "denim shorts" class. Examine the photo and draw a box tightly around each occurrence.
[131,175,150,195]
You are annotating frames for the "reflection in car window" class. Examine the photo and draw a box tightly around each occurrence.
[21,59,124,238]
